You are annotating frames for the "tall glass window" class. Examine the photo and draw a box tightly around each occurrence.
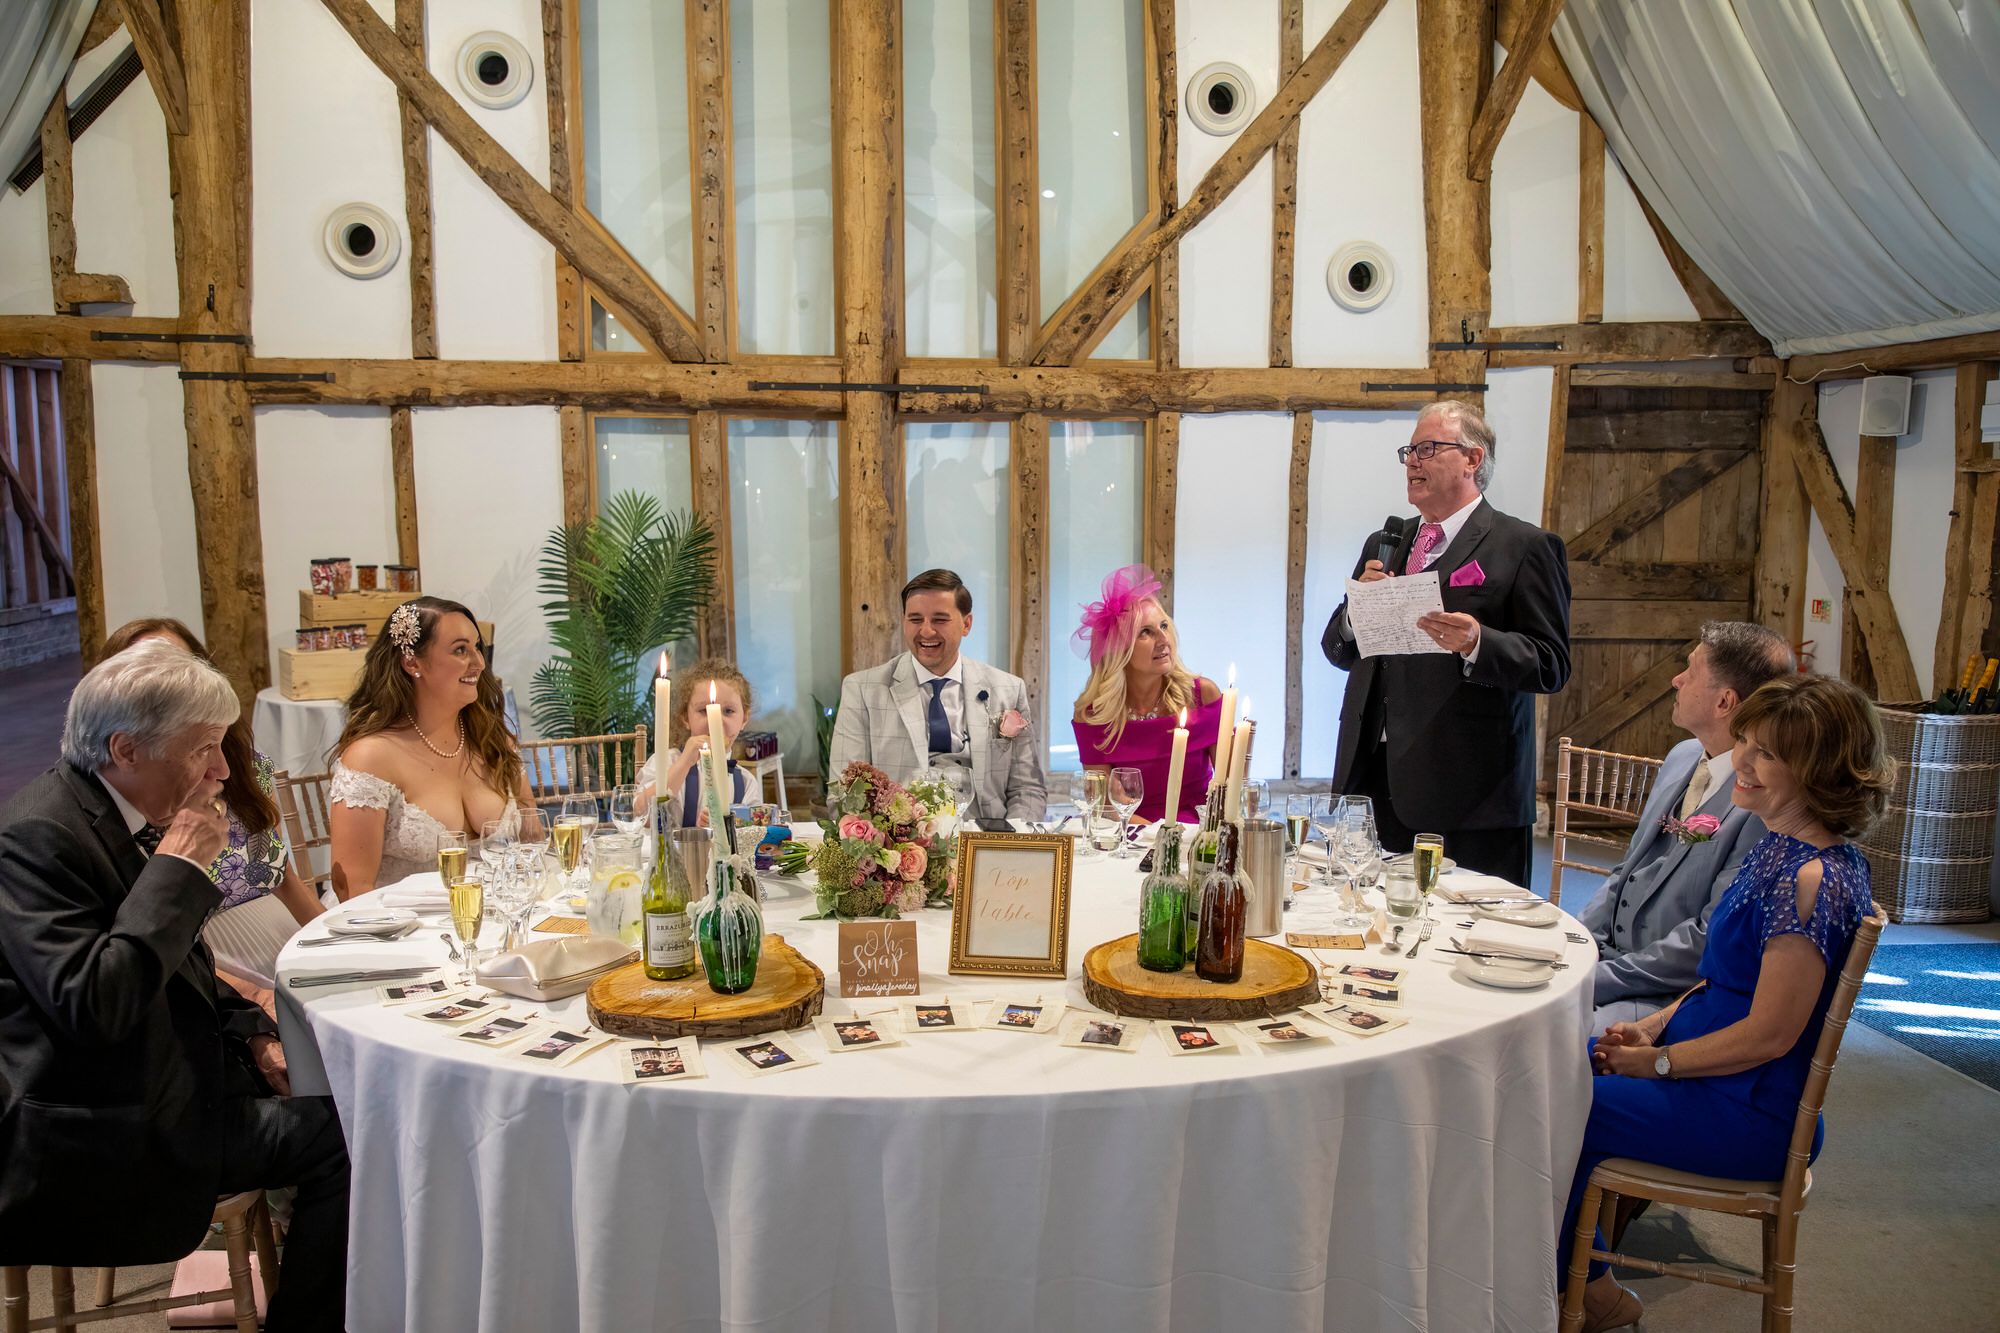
[1047,420,1144,773]
[1036,0,1150,353]
[728,420,841,768]
[905,422,1009,667]
[595,416,693,517]
[731,0,835,356]
[904,0,997,358]
[579,1,695,316]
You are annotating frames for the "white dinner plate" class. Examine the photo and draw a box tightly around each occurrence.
[1452,953,1557,989]
[324,907,419,936]
[1474,900,1562,928]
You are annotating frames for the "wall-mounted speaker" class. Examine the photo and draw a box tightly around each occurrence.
[1326,241,1395,313]
[1858,375,1913,438]
[1187,62,1255,136]
[456,31,534,110]
[323,203,401,280]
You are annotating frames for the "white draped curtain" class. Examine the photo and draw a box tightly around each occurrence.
[1555,0,2000,358]
[0,0,99,187]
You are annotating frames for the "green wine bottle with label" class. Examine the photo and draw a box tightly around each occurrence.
[643,822,697,981]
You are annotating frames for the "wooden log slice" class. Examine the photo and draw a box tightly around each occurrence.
[1082,934,1320,1021]
[587,933,825,1039]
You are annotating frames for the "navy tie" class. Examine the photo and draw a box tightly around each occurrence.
[925,679,952,754]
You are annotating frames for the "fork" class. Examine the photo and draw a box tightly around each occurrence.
[1405,919,1435,957]
[440,932,462,963]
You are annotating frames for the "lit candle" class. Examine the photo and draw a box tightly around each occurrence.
[1162,707,1189,826]
[705,680,732,830]
[1208,664,1238,793]
[653,655,672,751]
[1226,703,1254,822]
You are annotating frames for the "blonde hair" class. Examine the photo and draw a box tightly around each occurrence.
[1073,598,1195,753]
[668,658,754,750]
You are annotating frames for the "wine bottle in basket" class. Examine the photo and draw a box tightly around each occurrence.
[1936,653,1981,714]
[1969,658,2000,714]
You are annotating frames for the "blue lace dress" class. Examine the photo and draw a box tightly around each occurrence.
[1559,833,1873,1281]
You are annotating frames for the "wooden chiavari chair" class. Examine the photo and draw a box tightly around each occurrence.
[274,767,335,899]
[519,726,649,816]
[1560,906,1886,1333]
[3,1191,278,1333]
[1549,737,1666,908]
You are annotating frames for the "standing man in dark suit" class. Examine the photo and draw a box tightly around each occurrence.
[1322,400,1572,887]
[0,641,347,1332]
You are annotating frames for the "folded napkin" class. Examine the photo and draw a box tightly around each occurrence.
[381,886,448,910]
[1438,873,1533,904]
[1465,919,1565,963]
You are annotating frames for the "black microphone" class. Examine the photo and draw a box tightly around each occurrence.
[1373,515,1409,571]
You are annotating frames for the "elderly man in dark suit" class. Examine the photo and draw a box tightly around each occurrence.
[0,641,347,1332]
[1322,400,1573,888]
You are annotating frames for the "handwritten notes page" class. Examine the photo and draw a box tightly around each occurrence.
[1343,571,1450,659]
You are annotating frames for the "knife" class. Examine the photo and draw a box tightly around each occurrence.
[288,967,434,989]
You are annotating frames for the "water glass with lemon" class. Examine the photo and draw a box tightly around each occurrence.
[585,829,645,947]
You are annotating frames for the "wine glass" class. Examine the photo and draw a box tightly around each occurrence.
[1070,770,1107,836]
[1241,780,1269,822]
[1108,767,1144,858]
[1309,794,1344,887]
[609,784,645,836]
[446,865,485,985]
[436,830,468,888]
[1337,799,1380,928]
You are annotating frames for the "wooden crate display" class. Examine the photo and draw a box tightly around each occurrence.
[278,647,367,701]
[298,589,410,627]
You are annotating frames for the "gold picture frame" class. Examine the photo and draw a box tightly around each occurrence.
[947,831,1075,978]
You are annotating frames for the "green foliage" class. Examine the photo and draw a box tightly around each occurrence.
[813,694,839,785]
[530,491,716,743]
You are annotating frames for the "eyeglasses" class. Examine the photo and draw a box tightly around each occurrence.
[1396,440,1472,465]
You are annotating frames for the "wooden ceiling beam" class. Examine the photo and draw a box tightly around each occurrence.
[118,0,188,135]
[1787,329,2000,381]
[897,365,1434,416]
[1420,0,1492,404]
[240,357,845,412]
[1486,320,1770,366]
[1467,0,1563,182]
[316,0,703,362]
[0,315,179,360]
[1032,0,1389,367]
[1497,0,1582,112]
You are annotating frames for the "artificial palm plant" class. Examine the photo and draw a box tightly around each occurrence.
[531,490,716,742]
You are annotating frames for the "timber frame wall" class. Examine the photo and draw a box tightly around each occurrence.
[12,0,1999,763]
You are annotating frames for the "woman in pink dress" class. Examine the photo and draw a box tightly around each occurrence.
[1069,565,1225,824]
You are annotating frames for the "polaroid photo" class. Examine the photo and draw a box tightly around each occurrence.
[1057,1013,1149,1053]
[452,1014,544,1048]
[897,997,970,1033]
[618,1039,705,1085]
[1304,1002,1407,1038]
[719,1032,818,1079]
[1161,1020,1237,1056]
[1334,980,1404,1008]
[513,1026,613,1069]
[1238,1014,1332,1047]
[1333,963,1406,987]
[978,995,1067,1034]
[408,994,506,1026]
[813,1014,905,1054]
[374,976,459,1007]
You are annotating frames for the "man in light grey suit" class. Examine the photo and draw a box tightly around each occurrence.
[830,569,1047,825]
[1578,621,1796,1034]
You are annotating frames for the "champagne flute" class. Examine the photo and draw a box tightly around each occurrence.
[609,784,645,836]
[436,830,468,888]
[1411,832,1446,921]
[1070,770,1107,839]
[1108,767,1145,858]
[553,796,595,883]
[447,868,485,985]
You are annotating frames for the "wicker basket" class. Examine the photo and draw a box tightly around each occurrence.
[1856,704,2000,923]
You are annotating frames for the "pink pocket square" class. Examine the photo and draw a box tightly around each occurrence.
[1448,561,1486,589]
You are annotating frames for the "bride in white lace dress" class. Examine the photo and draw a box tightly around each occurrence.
[327,598,539,897]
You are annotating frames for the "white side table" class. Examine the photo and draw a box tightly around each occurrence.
[737,751,787,808]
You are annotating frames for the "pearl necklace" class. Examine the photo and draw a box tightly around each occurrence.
[1127,696,1170,722]
[408,712,466,760]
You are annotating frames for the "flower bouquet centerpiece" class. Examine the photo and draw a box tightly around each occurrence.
[796,761,957,919]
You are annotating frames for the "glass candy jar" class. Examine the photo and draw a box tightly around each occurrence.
[693,856,763,994]
[1138,823,1192,972]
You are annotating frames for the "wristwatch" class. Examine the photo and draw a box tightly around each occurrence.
[1654,1046,1674,1079]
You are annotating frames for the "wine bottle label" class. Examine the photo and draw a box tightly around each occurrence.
[645,911,693,966]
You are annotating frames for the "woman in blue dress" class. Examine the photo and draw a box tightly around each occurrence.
[1563,674,1891,1331]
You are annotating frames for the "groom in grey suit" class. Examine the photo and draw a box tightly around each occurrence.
[830,569,1047,825]
[1579,621,1796,1034]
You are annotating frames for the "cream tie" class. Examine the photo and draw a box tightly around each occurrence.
[1678,759,1714,821]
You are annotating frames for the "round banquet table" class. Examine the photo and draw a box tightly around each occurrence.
[276,852,1594,1333]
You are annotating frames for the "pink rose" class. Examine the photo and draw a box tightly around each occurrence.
[1684,813,1721,837]
[838,814,884,845]
[998,708,1028,739]
[897,843,927,881]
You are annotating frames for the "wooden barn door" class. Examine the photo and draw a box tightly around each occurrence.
[1543,384,1768,781]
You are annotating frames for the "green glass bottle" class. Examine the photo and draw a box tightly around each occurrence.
[642,824,697,981]
[1186,786,1224,955]
[693,856,762,994]
[1138,823,1190,972]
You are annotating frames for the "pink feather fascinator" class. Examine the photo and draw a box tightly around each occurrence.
[1072,564,1165,664]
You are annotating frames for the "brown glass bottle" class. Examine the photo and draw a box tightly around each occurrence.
[1195,821,1246,983]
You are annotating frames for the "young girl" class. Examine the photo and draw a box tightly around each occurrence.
[637,659,759,825]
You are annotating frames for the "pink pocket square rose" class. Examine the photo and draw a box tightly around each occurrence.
[1684,813,1721,837]
[997,708,1028,739]
[1448,560,1486,589]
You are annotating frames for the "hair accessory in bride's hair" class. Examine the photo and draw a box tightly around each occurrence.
[1072,564,1164,664]
[387,603,424,657]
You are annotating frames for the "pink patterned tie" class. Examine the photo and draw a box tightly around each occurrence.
[1405,522,1445,573]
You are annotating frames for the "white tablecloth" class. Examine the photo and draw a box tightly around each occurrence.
[252,686,521,778]
[277,858,1595,1333]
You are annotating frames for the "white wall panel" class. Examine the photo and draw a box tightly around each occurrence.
[1602,149,1699,323]
[254,406,400,681]
[93,364,202,637]
[251,0,406,355]
[1489,78,1577,328]
[71,52,175,318]
[0,176,54,314]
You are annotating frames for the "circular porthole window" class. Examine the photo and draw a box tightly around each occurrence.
[322,203,402,280]
[456,31,534,110]
[1327,241,1395,313]
[1187,62,1255,136]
